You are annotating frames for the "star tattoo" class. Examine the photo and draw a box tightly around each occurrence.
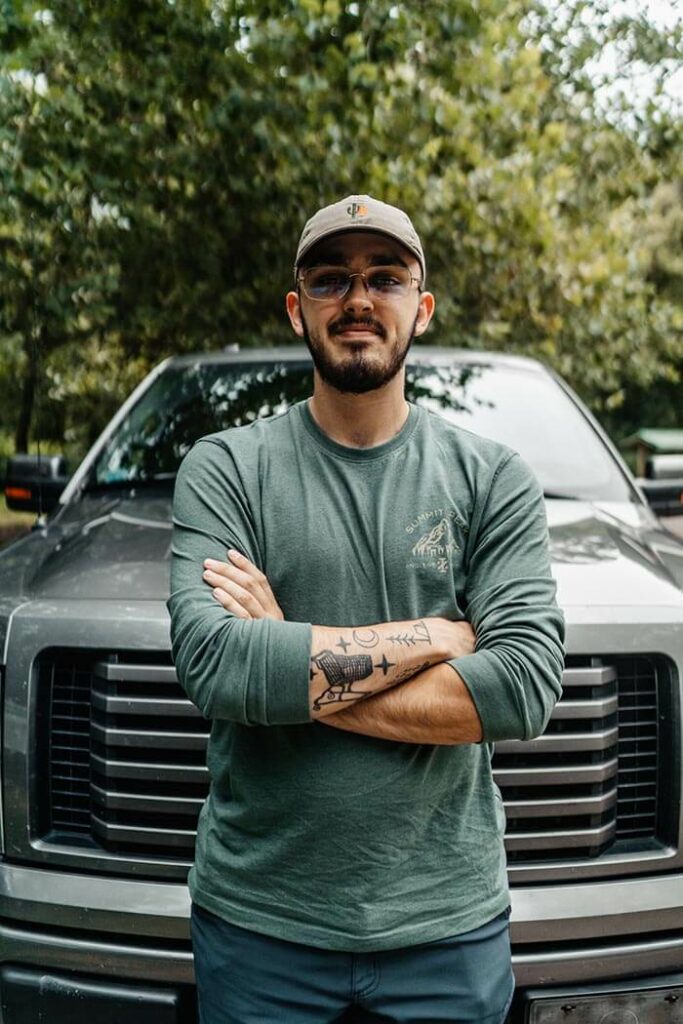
[374,654,395,675]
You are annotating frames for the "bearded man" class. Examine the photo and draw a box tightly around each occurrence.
[168,195,565,1024]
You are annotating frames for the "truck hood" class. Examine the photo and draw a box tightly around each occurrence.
[0,494,682,609]
[547,500,683,608]
[0,493,173,604]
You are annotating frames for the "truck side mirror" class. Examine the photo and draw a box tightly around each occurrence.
[4,454,71,514]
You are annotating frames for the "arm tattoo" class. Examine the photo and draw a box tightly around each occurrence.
[390,660,432,685]
[352,628,380,648]
[386,620,432,647]
[311,650,373,711]
[311,621,433,714]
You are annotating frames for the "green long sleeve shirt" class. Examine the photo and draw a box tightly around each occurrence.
[168,398,565,951]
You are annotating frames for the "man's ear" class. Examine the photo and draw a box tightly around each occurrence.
[413,291,436,337]
[286,291,304,338]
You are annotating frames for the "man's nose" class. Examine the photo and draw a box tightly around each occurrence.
[343,274,374,315]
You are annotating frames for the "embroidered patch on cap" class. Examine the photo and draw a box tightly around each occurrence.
[346,201,369,219]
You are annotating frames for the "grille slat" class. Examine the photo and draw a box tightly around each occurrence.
[504,789,617,819]
[94,662,179,685]
[91,814,196,849]
[561,666,617,688]
[44,653,664,864]
[550,696,618,719]
[91,689,203,718]
[91,721,209,749]
[493,758,619,787]
[505,820,616,852]
[90,751,209,784]
[495,726,619,754]
[91,782,204,816]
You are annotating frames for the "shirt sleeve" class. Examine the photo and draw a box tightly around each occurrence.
[447,452,565,742]
[166,437,313,725]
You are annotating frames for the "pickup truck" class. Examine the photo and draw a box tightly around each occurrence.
[2,346,683,1023]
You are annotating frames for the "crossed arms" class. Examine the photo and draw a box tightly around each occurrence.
[167,439,565,744]
[202,549,484,744]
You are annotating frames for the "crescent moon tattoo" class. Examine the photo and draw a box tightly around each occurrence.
[352,628,380,649]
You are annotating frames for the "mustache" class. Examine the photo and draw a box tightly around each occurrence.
[329,315,386,339]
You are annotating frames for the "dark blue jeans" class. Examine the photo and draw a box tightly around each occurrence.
[191,902,514,1023]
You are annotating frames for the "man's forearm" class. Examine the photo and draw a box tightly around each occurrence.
[309,618,455,719]
[199,552,476,725]
[320,660,483,743]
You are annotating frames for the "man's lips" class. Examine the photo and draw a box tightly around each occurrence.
[331,321,384,339]
[336,328,380,338]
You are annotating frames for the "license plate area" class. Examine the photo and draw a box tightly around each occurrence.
[528,985,683,1023]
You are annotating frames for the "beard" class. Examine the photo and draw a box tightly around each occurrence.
[300,309,419,395]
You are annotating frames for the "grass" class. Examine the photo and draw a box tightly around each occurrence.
[0,492,35,525]
[0,494,35,546]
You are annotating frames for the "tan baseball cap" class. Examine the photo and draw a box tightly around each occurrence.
[294,194,426,282]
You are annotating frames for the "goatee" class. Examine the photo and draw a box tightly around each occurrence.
[300,311,419,395]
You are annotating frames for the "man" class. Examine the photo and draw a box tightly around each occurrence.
[168,194,566,1023]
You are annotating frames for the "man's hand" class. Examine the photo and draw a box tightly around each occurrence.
[202,550,284,621]
[201,552,481,738]
[443,619,476,659]
[202,552,476,658]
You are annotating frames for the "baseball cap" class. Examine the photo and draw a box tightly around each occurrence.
[294,195,426,283]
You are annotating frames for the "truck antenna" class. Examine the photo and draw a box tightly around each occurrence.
[29,212,44,522]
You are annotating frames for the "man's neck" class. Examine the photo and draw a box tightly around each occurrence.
[308,380,410,449]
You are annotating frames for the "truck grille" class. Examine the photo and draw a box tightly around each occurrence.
[42,651,664,867]
[495,657,660,861]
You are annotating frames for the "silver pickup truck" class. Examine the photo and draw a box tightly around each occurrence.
[2,346,683,1023]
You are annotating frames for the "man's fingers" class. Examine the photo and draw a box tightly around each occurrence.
[203,569,264,615]
[227,549,267,584]
[203,552,284,621]
[211,587,251,619]
[204,556,267,601]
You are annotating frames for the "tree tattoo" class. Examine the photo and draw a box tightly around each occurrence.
[386,620,432,647]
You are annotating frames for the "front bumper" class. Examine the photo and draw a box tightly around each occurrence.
[0,862,682,989]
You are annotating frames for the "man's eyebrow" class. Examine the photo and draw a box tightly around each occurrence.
[367,253,409,269]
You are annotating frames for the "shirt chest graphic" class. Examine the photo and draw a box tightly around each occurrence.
[404,507,469,576]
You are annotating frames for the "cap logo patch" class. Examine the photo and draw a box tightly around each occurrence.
[347,201,369,220]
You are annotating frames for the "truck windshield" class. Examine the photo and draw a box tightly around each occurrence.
[89,358,634,502]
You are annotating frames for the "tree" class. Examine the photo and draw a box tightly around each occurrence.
[1,0,680,461]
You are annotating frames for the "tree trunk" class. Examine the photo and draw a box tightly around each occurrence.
[14,333,39,454]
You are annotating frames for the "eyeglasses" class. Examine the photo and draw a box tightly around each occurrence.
[298,265,422,302]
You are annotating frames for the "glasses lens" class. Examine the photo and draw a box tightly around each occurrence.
[366,267,412,297]
[301,265,415,301]
[303,268,351,300]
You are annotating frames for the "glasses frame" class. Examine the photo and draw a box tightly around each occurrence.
[297,265,423,303]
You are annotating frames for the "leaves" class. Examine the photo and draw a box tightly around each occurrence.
[0,0,680,458]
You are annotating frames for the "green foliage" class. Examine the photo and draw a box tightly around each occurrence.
[0,0,681,458]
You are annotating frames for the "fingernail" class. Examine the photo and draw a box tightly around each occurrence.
[204,559,216,567]
[228,549,241,559]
